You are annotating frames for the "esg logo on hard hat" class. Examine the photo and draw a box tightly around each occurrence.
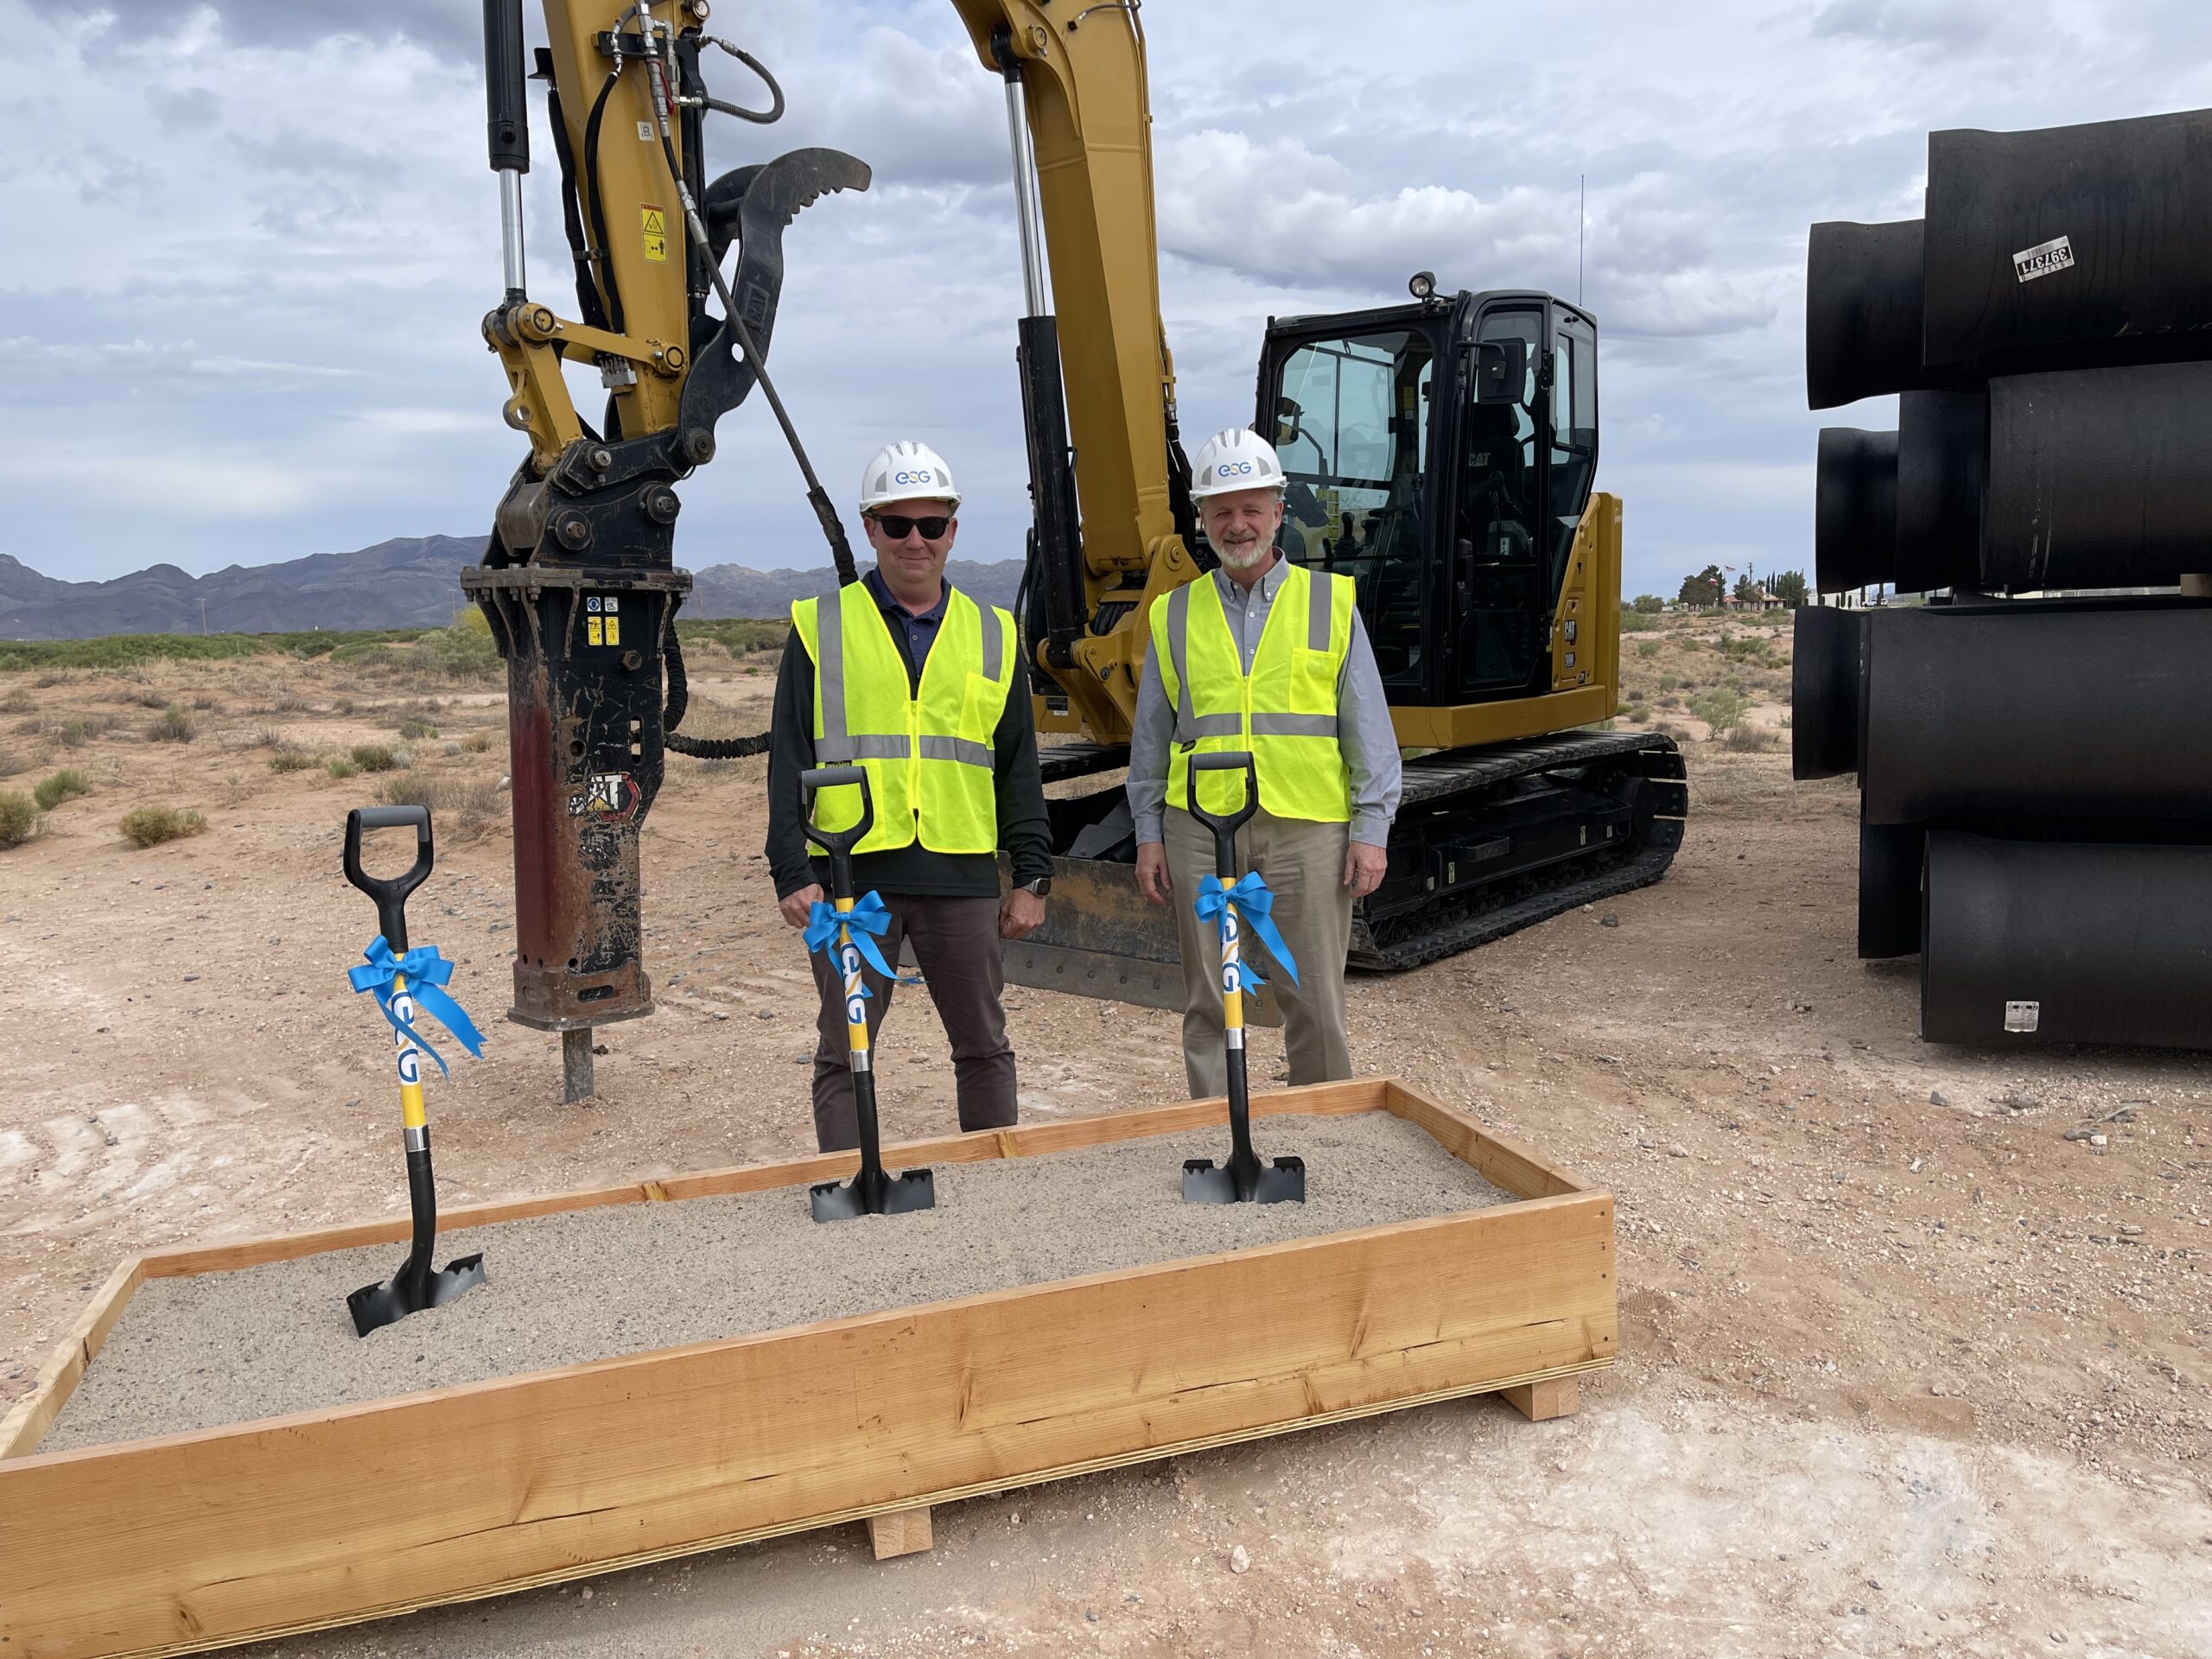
[893,469,938,487]
[1211,460,1255,480]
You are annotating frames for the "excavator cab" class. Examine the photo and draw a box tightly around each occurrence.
[1257,289,1601,711]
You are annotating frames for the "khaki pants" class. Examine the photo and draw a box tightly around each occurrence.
[1162,806,1354,1100]
[807,893,1018,1153]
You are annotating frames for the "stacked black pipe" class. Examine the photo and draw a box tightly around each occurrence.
[1795,107,2212,1049]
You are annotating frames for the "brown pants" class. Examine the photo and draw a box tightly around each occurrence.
[808,892,1018,1153]
[1162,806,1355,1099]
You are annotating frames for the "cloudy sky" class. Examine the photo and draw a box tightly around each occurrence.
[8,0,2211,597]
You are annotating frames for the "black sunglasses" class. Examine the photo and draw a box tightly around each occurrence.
[868,512,952,541]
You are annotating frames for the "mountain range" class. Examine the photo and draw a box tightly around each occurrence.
[0,539,1025,639]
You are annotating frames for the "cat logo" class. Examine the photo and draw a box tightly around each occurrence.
[568,772,640,821]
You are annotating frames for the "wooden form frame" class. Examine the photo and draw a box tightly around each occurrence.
[0,1078,1614,1659]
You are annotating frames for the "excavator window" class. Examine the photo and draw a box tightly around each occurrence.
[1272,329,1435,689]
[1452,307,1548,699]
[1549,312,1599,574]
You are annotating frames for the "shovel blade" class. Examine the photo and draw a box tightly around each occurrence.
[809,1166,936,1223]
[346,1254,488,1338]
[1182,1154,1306,1205]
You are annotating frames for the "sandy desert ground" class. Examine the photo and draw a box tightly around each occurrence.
[1,611,2207,1657]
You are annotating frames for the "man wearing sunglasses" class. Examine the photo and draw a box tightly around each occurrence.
[766,440,1053,1154]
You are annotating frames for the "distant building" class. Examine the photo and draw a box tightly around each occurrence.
[1722,587,1789,612]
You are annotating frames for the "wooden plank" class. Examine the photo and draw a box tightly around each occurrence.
[139,1080,1391,1281]
[1382,1080,1584,1199]
[0,1257,143,1461]
[1499,1375,1580,1421]
[866,1505,933,1560]
[0,1178,1612,1657]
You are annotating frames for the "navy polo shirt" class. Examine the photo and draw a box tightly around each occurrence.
[863,566,948,682]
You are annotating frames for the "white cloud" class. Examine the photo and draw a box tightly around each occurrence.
[3,0,2211,606]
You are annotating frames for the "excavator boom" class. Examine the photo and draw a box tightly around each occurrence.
[949,3,1200,740]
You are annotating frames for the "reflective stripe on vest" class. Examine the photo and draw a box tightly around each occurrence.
[795,582,1014,855]
[1150,562,1354,824]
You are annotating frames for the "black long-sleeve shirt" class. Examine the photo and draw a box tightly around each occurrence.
[765,580,1053,900]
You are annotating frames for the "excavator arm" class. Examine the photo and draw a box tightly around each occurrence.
[463,0,868,1100]
[949,1,1200,741]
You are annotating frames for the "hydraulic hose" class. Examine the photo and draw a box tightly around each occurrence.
[580,67,625,334]
[544,82,610,333]
[662,630,771,759]
[698,35,785,123]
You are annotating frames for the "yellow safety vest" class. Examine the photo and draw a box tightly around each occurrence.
[1149,561,1355,823]
[792,582,1015,855]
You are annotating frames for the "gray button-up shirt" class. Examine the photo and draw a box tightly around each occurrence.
[1127,554,1402,846]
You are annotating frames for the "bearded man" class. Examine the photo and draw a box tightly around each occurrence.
[1125,428,1402,1097]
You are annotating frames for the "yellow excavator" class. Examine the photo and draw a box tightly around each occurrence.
[462,0,1685,1089]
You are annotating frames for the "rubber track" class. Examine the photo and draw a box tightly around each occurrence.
[1351,730,1688,971]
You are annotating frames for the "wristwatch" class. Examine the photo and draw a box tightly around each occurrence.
[1019,875,1052,898]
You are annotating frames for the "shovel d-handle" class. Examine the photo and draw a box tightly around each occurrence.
[1186,750,1260,880]
[800,764,873,904]
[344,804,433,953]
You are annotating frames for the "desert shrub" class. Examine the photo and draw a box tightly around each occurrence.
[1718,632,1770,662]
[1631,594,1665,614]
[190,693,216,711]
[1620,610,1661,632]
[59,714,118,747]
[1636,639,1661,659]
[327,639,404,669]
[269,747,319,773]
[1687,686,1746,735]
[397,717,438,741]
[349,743,401,773]
[0,791,39,849]
[118,805,207,848]
[1723,724,1781,753]
[0,687,32,715]
[373,771,503,835]
[148,703,196,742]
[1625,688,1645,703]
[331,696,356,715]
[32,768,90,810]
[677,618,789,656]
[412,614,501,681]
[326,757,359,779]
[461,730,494,753]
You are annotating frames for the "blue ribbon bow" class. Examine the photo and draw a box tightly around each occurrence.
[1193,871,1300,992]
[347,936,487,1078]
[803,892,920,993]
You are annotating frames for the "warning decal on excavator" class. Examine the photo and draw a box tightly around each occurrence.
[642,205,668,263]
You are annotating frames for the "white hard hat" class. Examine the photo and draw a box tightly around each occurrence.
[1188,428,1287,499]
[860,440,961,512]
